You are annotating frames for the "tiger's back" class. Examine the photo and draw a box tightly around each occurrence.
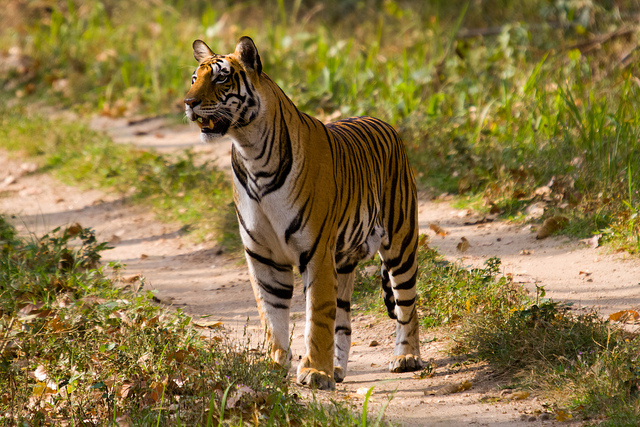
[325,116,417,275]
[184,37,422,391]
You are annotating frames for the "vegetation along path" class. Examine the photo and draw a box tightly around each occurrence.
[2,117,639,426]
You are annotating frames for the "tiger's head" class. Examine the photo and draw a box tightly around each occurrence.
[184,36,262,142]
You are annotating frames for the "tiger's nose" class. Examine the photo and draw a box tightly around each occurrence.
[184,98,201,108]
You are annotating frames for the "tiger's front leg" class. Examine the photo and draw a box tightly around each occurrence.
[245,250,295,366]
[296,252,338,391]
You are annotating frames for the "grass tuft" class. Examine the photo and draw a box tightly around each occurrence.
[459,298,640,423]
[355,240,640,424]
[0,217,380,425]
[0,106,240,251]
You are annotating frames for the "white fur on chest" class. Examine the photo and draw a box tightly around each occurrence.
[233,174,307,263]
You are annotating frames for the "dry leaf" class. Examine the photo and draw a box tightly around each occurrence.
[170,349,189,363]
[456,237,470,253]
[32,381,57,396]
[608,310,640,323]
[18,302,45,317]
[536,216,569,239]
[555,409,573,422]
[110,310,132,326]
[81,296,107,306]
[30,365,48,382]
[418,234,429,248]
[580,234,602,249]
[193,320,224,329]
[458,380,472,391]
[519,249,534,255]
[145,381,164,403]
[369,340,379,347]
[114,414,133,427]
[429,223,448,237]
[226,385,256,408]
[65,223,83,237]
[47,316,65,332]
[510,391,530,400]
[414,359,437,379]
[534,186,552,197]
[525,201,546,219]
[430,383,459,395]
[429,380,472,395]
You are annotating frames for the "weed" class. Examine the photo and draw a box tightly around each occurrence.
[459,297,640,423]
[355,238,640,424]
[2,0,639,247]
[0,217,380,425]
[354,241,527,327]
[0,106,240,251]
[415,247,527,327]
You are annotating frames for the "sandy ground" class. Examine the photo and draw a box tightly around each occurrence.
[2,116,639,426]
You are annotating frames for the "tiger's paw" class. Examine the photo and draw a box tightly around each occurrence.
[389,354,422,373]
[297,368,336,391]
[272,348,291,368]
[334,366,346,383]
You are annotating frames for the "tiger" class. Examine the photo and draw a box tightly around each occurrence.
[184,36,422,390]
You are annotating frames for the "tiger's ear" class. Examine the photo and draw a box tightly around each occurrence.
[234,36,262,76]
[193,40,215,63]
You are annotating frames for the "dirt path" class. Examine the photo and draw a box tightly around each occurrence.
[2,117,639,426]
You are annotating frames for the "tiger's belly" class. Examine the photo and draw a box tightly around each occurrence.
[334,222,385,273]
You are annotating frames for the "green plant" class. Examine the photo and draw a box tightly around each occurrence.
[459,298,640,423]
[2,0,640,248]
[414,248,527,327]
[0,106,239,250]
[0,217,382,426]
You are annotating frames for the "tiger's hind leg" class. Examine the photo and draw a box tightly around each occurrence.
[296,251,338,391]
[333,271,355,383]
[379,238,422,373]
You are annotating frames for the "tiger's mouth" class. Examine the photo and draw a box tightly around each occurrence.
[191,113,231,136]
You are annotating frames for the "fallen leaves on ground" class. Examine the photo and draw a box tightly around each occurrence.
[192,320,224,329]
[414,358,437,379]
[427,380,472,395]
[609,309,640,323]
[429,223,448,238]
[480,390,531,403]
[510,391,530,400]
[580,234,602,249]
[555,409,573,422]
[536,216,569,239]
[456,237,470,253]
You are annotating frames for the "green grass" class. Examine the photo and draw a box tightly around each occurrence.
[353,240,640,424]
[2,0,640,422]
[0,217,387,426]
[459,299,640,424]
[0,106,240,251]
[1,0,638,252]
